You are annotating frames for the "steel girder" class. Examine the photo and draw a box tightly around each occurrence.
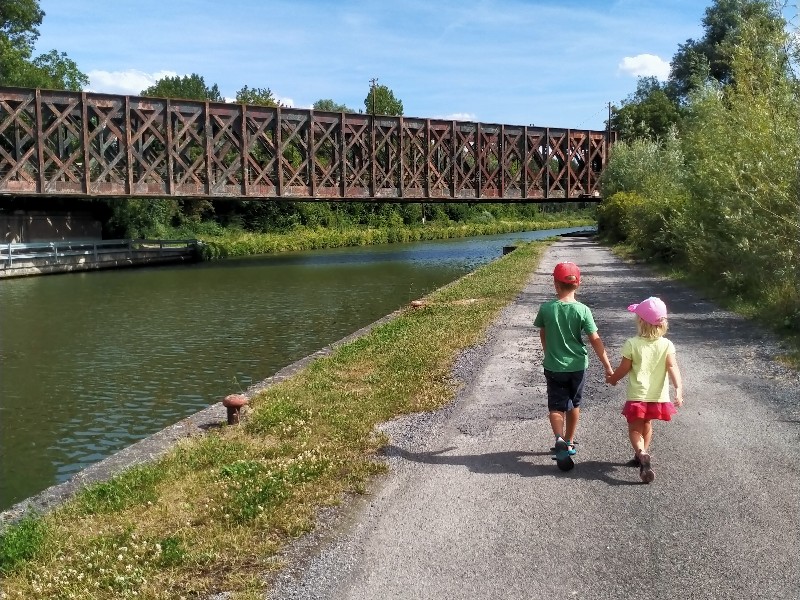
[0,87,615,202]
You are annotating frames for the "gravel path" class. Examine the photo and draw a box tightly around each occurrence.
[265,237,800,600]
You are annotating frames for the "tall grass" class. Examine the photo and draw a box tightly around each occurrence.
[196,219,592,259]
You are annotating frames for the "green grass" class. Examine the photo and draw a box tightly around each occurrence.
[0,239,549,599]
[197,219,593,259]
[0,516,48,575]
[73,466,168,515]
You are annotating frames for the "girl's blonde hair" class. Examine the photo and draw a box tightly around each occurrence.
[636,315,668,339]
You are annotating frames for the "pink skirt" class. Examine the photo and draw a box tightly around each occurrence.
[622,401,677,423]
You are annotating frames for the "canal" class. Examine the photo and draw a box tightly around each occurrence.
[0,226,590,510]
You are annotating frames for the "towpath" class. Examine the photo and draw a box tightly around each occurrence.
[267,237,800,600]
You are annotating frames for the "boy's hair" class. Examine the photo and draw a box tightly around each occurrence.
[555,280,579,293]
[636,315,668,339]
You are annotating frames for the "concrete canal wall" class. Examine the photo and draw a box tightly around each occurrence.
[0,239,201,278]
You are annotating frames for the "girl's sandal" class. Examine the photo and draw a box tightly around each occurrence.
[638,452,655,483]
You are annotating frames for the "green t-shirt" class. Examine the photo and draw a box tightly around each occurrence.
[622,336,675,401]
[533,299,598,372]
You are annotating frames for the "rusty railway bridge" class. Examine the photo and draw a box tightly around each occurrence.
[0,87,615,203]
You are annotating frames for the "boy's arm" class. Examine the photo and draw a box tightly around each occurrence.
[539,327,546,352]
[587,332,614,376]
[666,353,683,406]
[608,357,632,385]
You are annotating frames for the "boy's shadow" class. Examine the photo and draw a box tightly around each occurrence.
[383,445,642,486]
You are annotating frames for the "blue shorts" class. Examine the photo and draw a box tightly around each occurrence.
[544,369,586,412]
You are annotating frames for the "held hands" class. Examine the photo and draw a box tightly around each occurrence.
[605,369,617,386]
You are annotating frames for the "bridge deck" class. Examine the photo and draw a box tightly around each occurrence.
[0,87,614,202]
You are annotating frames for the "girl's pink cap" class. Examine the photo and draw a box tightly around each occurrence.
[627,297,667,325]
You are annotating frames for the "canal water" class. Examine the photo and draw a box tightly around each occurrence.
[0,226,590,510]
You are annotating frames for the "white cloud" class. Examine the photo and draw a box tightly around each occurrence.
[86,69,177,96]
[618,54,671,80]
[439,113,477,122]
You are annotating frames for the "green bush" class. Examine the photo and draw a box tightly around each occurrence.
[626,193,688,261]
[596,192,639,242]
[600,132,685,200]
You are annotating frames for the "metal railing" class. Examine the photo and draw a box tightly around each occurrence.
[1,239,198,267]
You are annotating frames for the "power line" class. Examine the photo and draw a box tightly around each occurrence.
[575,103,612,130]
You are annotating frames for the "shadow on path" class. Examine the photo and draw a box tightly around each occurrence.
[384,445,642,487]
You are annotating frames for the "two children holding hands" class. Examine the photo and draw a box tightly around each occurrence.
[534,262,683,483]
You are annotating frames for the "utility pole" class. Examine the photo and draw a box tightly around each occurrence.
[369,78,379,115]
[369,78,378,199]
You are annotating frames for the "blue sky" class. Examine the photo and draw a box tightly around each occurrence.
[33,0,709,130]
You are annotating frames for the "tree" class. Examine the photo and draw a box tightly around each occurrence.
[364,83,403,116]
[609,76,682,141]
[668,0,786,102]
[313,98,356,113]
[29,50,88,90]
[678,8,800,298]
[140,74,222,101]
[236,85,278,107]
[1,0,43,52]
[0,0,87,89]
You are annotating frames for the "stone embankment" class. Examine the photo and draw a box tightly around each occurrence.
[0,239,200,278]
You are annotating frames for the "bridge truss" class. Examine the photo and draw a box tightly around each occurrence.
[0,87,615,202]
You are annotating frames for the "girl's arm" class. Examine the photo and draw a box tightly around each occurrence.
[666,353,683,406]
[607,357,632,386]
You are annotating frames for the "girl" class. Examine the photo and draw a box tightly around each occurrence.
[607,297,683,483]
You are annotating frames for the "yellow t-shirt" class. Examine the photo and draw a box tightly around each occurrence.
[622,336,675,402]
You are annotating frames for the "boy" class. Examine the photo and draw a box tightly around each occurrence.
[533,262,613,470]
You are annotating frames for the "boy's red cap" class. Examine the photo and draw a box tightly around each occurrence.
[553,262,581,284]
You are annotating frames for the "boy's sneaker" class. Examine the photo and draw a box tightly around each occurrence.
[554,437,575,471]
[550,439,578,454]
[638,452,655,483]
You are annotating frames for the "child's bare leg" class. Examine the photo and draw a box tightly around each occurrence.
[628,419,647,455]
[549,411,565,438]
[565,408,581,442]
[642,419,653,452]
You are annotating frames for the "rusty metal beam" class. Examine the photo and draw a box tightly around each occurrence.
[0,86,614,202]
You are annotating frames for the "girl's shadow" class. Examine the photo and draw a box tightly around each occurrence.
[383,445,642,486]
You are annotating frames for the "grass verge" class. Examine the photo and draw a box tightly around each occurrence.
[196,219,592,259]
[0,240,549,600]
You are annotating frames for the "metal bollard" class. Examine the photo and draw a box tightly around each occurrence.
[222,394,248,425]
